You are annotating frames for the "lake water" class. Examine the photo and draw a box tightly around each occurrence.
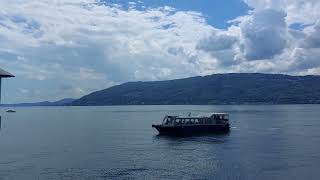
[0,105,320,180]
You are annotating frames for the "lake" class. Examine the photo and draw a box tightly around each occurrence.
[0,105,320,180]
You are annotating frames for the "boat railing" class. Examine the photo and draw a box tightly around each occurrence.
[162,116,229,126]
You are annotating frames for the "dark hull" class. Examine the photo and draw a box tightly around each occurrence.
[152,124,229,135]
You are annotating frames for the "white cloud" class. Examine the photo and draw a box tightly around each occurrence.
[244,0,320,25]
[239,9,288,60]
[302,21,320,48]
[0,0,320,103]
[0,0,215,102]
[197,0,320,75]
[289,48,320,72]
[197,33,238,52]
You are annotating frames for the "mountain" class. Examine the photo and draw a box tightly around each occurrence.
[71,73,320,106]
[3,98,76,107]
[49,98,76,106]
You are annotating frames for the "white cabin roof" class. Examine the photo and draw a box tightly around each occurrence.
[200,112,228,116]
[210,113,228,115]
[173,112,228,118]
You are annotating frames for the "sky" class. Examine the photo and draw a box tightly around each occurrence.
[0,0,320,103]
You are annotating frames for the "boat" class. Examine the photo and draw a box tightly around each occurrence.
[152,113,230,135]
[6,109,16,113]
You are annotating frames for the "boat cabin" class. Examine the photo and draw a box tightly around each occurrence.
[162,113,229,126]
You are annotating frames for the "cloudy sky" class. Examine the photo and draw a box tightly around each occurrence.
[1,0,320,103]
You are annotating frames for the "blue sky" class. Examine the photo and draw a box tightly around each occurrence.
[1,0,320,103]
[106,0,250,28]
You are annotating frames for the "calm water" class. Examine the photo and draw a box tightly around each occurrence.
[0,105,320,180]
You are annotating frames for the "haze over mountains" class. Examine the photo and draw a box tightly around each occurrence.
[4,73,320,106]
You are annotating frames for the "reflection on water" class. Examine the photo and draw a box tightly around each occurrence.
[0,105,320,180]
[154,132,230,144]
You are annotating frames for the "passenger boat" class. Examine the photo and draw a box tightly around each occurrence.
[152,113,230,135]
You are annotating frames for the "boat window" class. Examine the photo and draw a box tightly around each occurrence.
[205,118,211,124]
[165,117,171,124]
[191,119,197,124]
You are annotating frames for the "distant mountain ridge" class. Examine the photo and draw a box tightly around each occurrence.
[71,73,320,105]
[2,98,75,107]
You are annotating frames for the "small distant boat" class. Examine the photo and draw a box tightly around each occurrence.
[152,113,230,135]
[6,109,16,113]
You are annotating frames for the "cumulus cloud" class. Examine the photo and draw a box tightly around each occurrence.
[0,0,320,103]
[197,9,289,67]
[196,31,238,67]
[239,9,288,60]
[197,33,238,52]
[302,22,320,48]
[0,0,215,102]
[197,0,320,75]
[244,0,320,25]
[289,48,320,72]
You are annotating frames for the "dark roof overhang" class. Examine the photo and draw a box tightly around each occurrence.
[0,68,14,78]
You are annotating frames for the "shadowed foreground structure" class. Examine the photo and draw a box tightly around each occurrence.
[0,68,14,128]
[0,68,14,103]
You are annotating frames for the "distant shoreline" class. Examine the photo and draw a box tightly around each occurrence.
[2,103,320,107]
[6,73,320,107]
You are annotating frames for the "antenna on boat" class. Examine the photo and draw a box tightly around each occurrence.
[0,68,14,129]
